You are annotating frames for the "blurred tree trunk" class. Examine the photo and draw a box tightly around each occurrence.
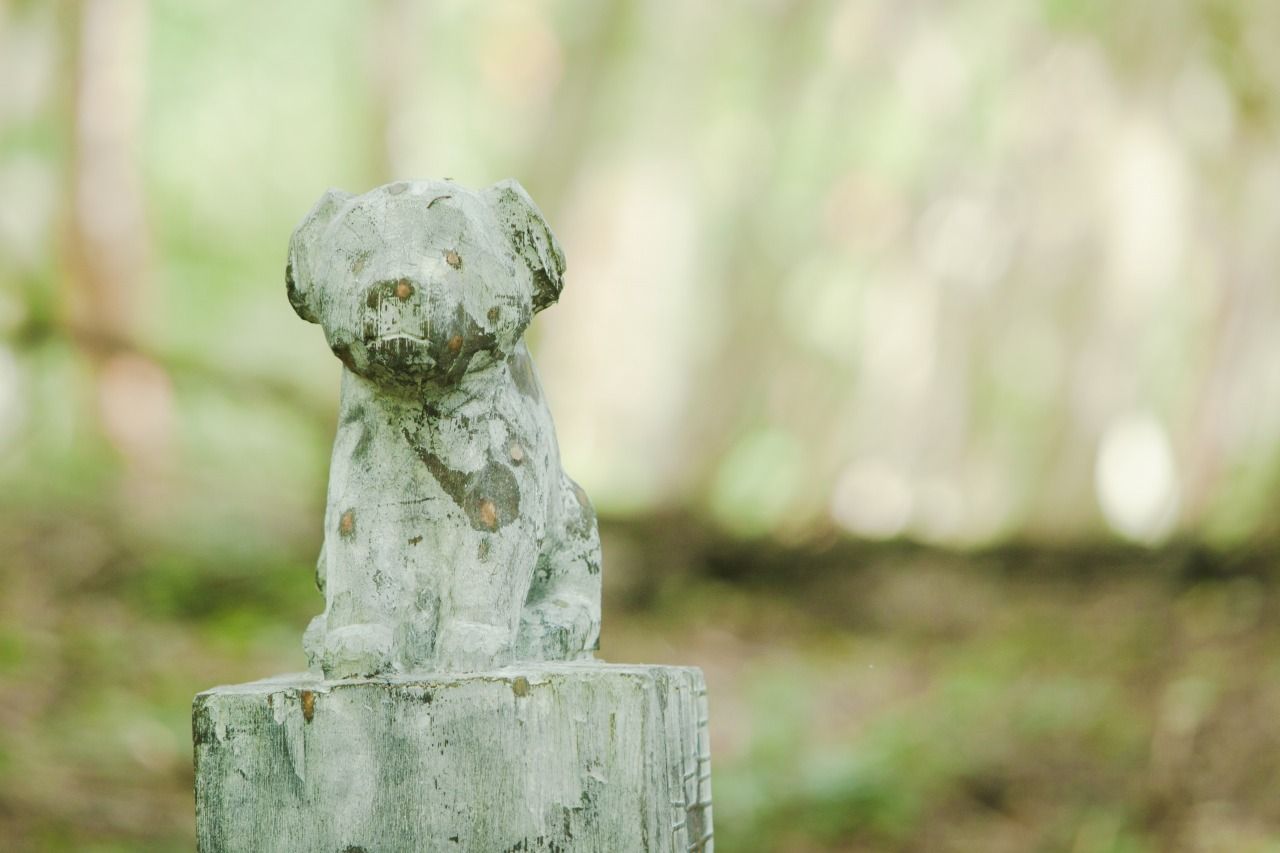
[676,0,833,500]
[64,0,149,357]
[517,0,635,207]
[365,0,417,185]
[62,0,173,491]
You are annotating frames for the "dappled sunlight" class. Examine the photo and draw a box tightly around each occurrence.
[830,459,912,540]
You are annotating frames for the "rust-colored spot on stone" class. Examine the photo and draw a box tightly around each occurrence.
[487,307,500,323]
[444,249,462,269]
[511,676,530,697]
[339,509,356,537]
[394,279,414,300]
[447,335,463,354]
[301,690,315,722]
[509,442,525,463]
[478,499,498,528]
[408,535,423,546]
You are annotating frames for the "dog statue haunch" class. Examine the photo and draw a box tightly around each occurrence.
[286,179,601,678]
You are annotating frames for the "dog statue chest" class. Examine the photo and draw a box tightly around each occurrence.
[328,361,553,544]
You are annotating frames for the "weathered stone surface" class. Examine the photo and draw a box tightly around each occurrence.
[287,179,600,678]
[194,663,713,852]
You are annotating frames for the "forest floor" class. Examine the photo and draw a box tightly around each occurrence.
[1,507,1277,852]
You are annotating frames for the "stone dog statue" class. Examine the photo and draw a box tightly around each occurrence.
[286,179,601,678]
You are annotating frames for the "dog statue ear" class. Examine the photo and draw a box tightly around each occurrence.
[486,179,566,313]
[286,188,353,324]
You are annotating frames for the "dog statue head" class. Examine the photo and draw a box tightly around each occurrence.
[286,179,564,391]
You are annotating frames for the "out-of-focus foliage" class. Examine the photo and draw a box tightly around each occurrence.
[3,0,1279,547]
[0,0,1278,850]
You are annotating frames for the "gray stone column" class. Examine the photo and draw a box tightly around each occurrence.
[195,663,712,851]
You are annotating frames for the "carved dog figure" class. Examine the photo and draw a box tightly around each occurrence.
[286,179,601,678]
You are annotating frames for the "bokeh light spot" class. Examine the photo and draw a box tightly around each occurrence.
[1095,412,1180,543]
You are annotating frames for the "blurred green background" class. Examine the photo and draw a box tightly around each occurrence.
[2,0,1280,850]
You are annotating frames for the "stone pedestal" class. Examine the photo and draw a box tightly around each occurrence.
[193,662,712,852]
